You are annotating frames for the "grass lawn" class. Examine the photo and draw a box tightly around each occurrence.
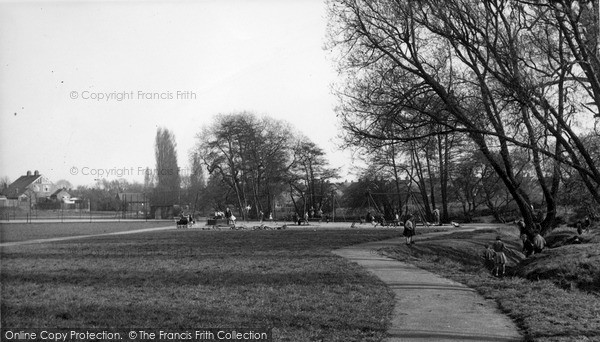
[380,226,600,342]
[0,222,174,243]
[1,228,401,341]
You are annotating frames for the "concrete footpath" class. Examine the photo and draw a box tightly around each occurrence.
[333,238,523,342]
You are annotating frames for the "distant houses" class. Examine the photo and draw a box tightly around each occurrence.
[0,170,173,218]
[0,170,76,210]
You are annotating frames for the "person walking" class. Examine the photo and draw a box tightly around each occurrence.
[403,214,415,245]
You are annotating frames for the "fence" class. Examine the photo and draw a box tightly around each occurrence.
[0,209,152,223]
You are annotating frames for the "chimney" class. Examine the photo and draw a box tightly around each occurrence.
[34,170,39,176]
[26,170,32,176]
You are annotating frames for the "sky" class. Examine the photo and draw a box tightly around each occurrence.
[0,0,358,187]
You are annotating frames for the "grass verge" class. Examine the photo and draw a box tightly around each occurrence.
[380,228,600,342]
[1,228,400,341]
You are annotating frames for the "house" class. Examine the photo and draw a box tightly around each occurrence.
[0,170,57,208]
[50,188,72,203]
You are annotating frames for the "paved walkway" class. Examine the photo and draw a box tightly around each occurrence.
[333,238,523,342]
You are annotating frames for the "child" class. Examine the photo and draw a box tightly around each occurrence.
[583,216,591,234]
[533,233,546,254]
[523,236,535,257]
[482,244,495,270]
[433,209,440,226]
[576,220,583,235]
[492,236,508,277]
[403,214,415,245]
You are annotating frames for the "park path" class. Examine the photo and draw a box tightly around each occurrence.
[333,237,523,342]
[0,225,174,247]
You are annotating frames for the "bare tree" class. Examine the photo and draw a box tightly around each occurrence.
[195,112,296,220]
[288,136,339,217]
[55,179,73,190]
[0,176,11,192]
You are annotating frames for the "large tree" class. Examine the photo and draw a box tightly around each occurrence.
[195,112,296,220]
[154,127,180,204]
[288,136,339,217]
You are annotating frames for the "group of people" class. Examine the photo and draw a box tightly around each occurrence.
[364,209,442,228]
[483,236,509,277]
[481,219,550,277]
[213,208,237,225]
[291,212,309,225]
[399,213,548,277]
[363,211,405,227]
[177,213,195,228]
[516,220,546,257]
[364,212,388,226]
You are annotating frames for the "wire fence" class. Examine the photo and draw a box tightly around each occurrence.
[0,209,154,223]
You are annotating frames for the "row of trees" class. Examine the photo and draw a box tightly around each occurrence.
[193,112,338,220]
[342,147,546,224]
[23,121,335,220]
[139,119,338,219]
[327,0,600,234]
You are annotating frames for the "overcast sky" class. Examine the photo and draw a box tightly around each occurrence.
[0,0,357,187]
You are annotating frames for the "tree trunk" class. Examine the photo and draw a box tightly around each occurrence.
[390,142,403,213]
[425,141,437,211]
[289,184,299,217]
[521,107,556,232]
[438,132,450,223]
[471,132,536,233]
[411,145,432,220]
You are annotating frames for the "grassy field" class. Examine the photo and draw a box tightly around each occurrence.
[1,228,401,341]
[0,222,174,243]
[4,221,597,341]
[380,226,600,342]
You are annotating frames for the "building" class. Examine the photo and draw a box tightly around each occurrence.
[116,192,147,214]
[50,188,71,202]
[0,170,57,209]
